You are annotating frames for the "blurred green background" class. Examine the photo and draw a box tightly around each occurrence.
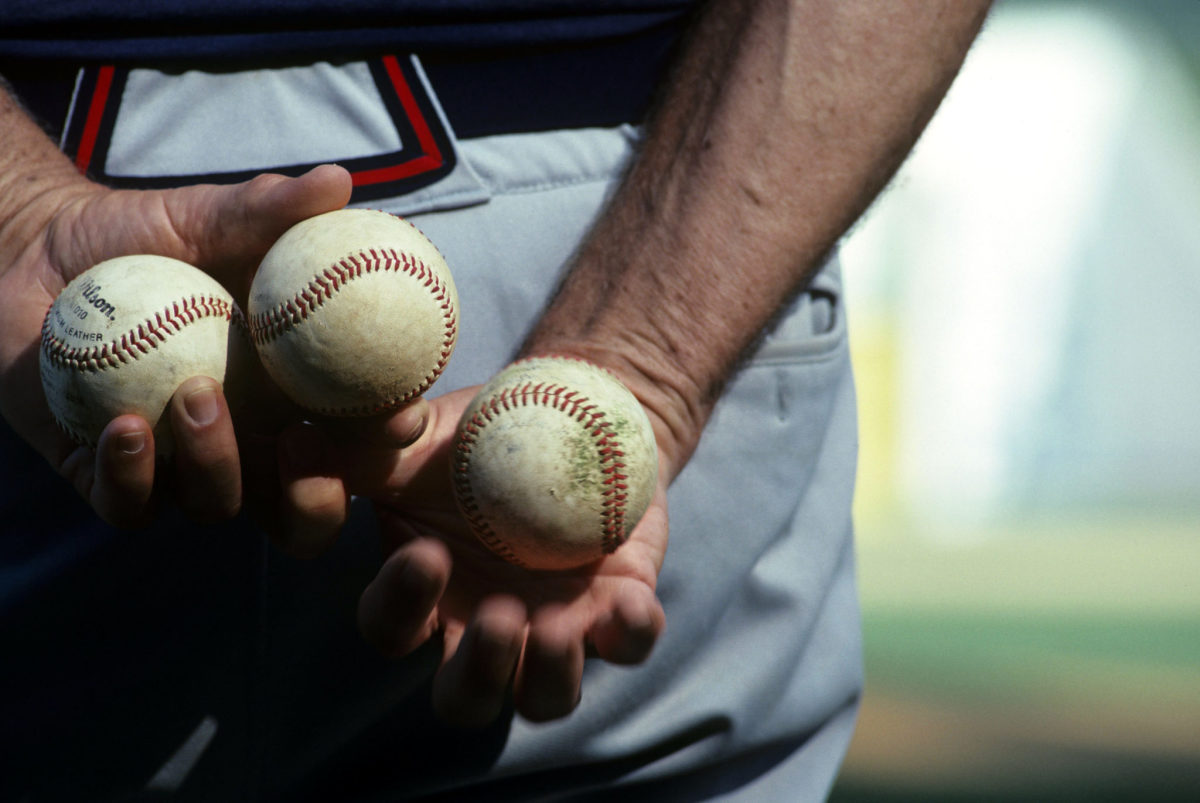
[828,1,1200,800]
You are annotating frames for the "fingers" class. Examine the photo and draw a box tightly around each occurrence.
[363,569,663,726]
[226,391,430,556]
[242,164,353,234]
[512,586,664,722]
[431,595,660,727]
[588,587,666,665]
[156,164,352,298]
[89,415,156,527]
[275,421,350,558]
[358,535,451,658]
[82,378,243,528]
[325,397,429,451]
[79,377,423,542]
[267,399,430,555]
[321,398,429,496]
[169,376,242,521]
[515,609,586,723]
[433,596,528,729]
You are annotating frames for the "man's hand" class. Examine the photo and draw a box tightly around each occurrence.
[0,130,418,544]
[357,384,670,726]
[354,0,991,727]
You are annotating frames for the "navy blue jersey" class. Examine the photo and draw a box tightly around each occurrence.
[0,1,696,61]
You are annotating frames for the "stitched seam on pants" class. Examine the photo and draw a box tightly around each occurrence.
[477,172,617,197]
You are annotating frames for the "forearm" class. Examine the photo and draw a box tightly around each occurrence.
[0,81,96,267]
[521,0,990,474]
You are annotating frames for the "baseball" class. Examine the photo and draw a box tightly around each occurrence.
[452,356,659,571]
[247,208,458,416]
[39,254,249,455]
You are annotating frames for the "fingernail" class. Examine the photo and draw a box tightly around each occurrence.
[117,431,146,455]
[624,597,655,634]
[396,558,439,608]
[184,385,220,427]
[398,412,427,446]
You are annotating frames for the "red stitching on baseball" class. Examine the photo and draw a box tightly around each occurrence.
[453,378,631,565]
[248,248,457,417]
[40,295,243,374]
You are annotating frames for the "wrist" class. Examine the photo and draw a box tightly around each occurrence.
[0,88,100,271]
[0,175,101,269]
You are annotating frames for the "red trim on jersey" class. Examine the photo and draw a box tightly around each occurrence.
[74,65,114,173]
[352,55,444,187]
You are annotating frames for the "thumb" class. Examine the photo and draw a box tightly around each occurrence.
[164,164,352,298]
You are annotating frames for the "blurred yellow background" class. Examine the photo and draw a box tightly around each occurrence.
[829,1,1200,800]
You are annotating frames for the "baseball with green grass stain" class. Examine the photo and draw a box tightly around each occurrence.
[451,356,658,571]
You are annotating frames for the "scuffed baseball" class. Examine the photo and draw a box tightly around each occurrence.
[452,356,659,571]
[248,208,458,416]
[39,255,250,455]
